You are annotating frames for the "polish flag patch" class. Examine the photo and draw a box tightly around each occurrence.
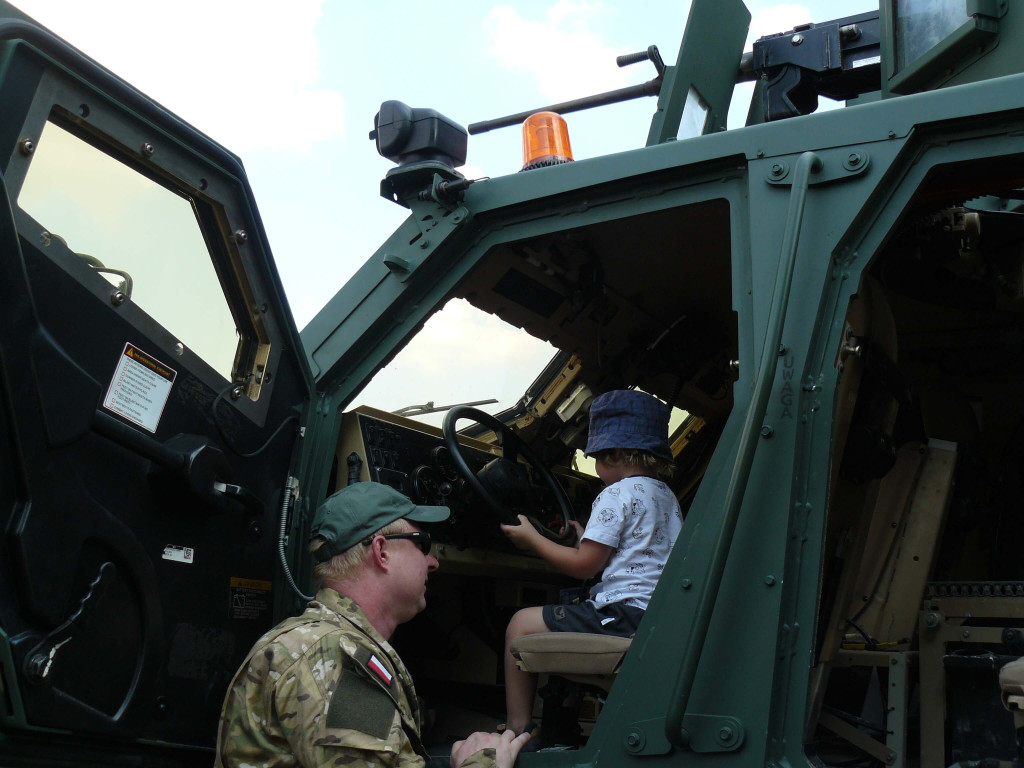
[367,654,393,686]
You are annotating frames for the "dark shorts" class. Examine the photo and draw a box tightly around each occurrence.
[541,601,645,638]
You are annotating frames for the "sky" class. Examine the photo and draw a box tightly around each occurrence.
[8,0,874,417]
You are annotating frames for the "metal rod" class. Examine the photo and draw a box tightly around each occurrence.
[738,51,756,82]
[391,398,498,417]
[665,151,822,745]
[468,78,663,135]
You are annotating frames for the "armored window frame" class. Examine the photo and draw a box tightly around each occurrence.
[880,0,1005,95]
[0,41,283,424]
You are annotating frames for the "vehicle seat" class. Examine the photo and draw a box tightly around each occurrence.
[509,632,631,692]
[1001,657,1024,729]
[1001,657,1024,763]
[510,633,632,747]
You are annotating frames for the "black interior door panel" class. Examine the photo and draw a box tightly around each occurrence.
[0,30,311,763]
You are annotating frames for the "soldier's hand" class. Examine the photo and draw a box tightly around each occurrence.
[450,728,533,768]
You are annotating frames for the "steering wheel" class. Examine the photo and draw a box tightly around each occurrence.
[442,406,575,544]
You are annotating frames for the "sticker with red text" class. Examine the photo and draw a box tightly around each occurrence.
[103,343,176,433]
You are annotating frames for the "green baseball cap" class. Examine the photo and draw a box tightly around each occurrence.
[309,482,450,563]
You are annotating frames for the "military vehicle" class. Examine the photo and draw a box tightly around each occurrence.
[3,0,1024,766]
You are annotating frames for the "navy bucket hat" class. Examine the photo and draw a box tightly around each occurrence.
[310,482,449,563]
[585,390,672,461]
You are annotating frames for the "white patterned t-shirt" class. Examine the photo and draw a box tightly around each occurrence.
[582,476,683,610]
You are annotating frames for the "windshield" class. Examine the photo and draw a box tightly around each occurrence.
[353,298,558,427]
[354,297,693,480]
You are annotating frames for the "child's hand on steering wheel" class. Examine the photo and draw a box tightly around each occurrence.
[560,519,585,547]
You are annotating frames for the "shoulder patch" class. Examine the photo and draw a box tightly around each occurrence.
[367,654,393,686]
[350,645,395,688]
[325,666,397,739]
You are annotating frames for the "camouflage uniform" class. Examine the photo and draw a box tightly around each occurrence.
[215,588,496,768]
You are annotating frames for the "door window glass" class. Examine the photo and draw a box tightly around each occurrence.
[18,120,240,379]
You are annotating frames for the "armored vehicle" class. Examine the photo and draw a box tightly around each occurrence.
[2,1,1024,766]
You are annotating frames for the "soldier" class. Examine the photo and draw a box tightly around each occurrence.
[216,481,531,768]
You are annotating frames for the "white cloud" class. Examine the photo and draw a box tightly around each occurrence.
[355,299,556,422]
[385,299,554,377]
[9,0,343,152]
[484,1,631,103]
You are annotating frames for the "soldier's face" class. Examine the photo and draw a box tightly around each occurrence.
[387,523,439,622]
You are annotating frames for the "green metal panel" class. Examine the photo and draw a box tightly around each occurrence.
[646,0,750,145]
[572,145,899,767]
[769,126,1024,768]
[303,58,1024,766]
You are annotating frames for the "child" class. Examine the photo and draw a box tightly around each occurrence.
[499,389,682,738]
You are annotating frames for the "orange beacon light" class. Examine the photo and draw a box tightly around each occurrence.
[521,111,574,171]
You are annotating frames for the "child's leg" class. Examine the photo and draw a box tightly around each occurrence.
[504,606,550,734]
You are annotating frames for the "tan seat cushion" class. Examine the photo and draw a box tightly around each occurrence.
[510,633,632,676]
[1000,657,1024,709]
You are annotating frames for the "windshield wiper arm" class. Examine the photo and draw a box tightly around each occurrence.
[392,398,498,418]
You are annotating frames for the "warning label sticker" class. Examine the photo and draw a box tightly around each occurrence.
[103,343,176,433]
[162,544,194,564]
[230,577,272,621]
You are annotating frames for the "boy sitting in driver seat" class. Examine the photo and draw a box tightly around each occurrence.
[499,389,682,741]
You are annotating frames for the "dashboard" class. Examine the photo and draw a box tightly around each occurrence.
[334,406,598,565]
[337,406,499,502]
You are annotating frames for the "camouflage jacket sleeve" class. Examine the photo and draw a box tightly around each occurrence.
[454,749,501,768]
[219,637,502,768]
[218,592,501,768]
[426,749,500,768]
[271,649,502,768]
[261,645,408,768]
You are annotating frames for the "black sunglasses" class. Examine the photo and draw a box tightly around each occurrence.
[362,531,433,555]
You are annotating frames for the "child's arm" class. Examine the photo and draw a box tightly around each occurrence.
[500,514,612,580]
